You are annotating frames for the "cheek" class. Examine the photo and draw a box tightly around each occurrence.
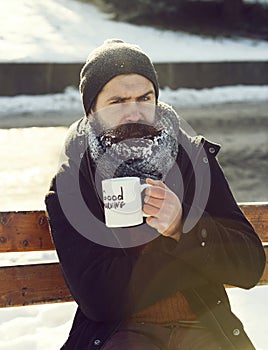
[146,112,155,124]
[97,110,121,129]
[141,103,156,124]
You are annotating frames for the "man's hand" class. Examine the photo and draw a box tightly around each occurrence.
[143,178,182,241]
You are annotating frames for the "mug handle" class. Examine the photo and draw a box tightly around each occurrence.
[140,183,152,217]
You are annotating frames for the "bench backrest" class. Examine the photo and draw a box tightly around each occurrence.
[0,203,267,308]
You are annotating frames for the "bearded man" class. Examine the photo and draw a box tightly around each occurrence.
[45,39,265,350]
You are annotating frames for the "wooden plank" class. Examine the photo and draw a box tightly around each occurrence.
[0,247,266,308]
[0,263,73,307]
[240,203,268,242]
[0,211,54,252]
[0,203,267,253]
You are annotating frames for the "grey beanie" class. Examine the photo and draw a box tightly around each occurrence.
[79,39,159,115]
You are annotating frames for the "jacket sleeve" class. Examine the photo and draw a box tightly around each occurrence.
[161,136,266,289]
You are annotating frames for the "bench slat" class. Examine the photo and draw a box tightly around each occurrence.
[0,245,267,308]
[0,263,72,307]
[240,203,268,242]
[0,203,267,253]
[0,211,54,252]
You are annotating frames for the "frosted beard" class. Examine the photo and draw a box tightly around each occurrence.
[87,102,180,181]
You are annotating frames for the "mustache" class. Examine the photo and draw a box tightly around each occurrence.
[98,123,163,145]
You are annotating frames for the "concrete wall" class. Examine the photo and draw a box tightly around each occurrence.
[0,63,82,96]
[1,61,268,96]
[156,61,268,89]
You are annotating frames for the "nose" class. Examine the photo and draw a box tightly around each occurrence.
[124,103,143,123]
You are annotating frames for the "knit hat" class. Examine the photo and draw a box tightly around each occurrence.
[79,39,159,115]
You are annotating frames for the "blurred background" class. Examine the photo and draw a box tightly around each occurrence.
[91,0,268,39]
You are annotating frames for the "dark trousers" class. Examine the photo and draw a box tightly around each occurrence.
[102,322,222,350]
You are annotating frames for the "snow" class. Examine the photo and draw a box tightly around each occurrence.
[0,302,77,350]
[0,85,267,119]
[0,0,268,349]
[160,85,268,106]
[0,287,267,350]
[1,0,268,63]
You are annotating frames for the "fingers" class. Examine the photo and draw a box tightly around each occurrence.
[146,216,169,234]
[145,178,169,200]
[144,194,164,209]
[143,203,161,217]
[144,178,182,239]
[143,193,176,216]
[144,178,174,216]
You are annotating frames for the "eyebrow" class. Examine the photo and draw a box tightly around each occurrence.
[138,89,155,99]
[107,89,155,102]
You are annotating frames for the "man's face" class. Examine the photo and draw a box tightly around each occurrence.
[89,74,156,130]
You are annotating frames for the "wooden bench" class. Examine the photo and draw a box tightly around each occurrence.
[0,203,267,308]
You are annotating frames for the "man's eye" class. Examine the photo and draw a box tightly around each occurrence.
[110,99,124,104]
[140,95,151,102]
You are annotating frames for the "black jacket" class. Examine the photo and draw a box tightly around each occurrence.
[45,116,265,350]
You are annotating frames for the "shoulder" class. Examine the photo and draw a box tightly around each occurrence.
[64,117,87,152]
[178,128,221,164]
[60,116,90,168]
[195,135,221,157]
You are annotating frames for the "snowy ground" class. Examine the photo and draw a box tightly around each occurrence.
[0,0,268,349]
[1,0,268,63]
[0,286,267,350]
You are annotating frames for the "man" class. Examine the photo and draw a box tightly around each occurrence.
[45,39,265,350]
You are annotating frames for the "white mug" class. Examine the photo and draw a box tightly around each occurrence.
[102,177,151,228]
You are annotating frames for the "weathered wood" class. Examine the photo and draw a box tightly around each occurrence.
[0,203,267,253]
[0,211,53,252]
[0,203,267,308]
[240,203,268,242]
[0,263,72,307]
